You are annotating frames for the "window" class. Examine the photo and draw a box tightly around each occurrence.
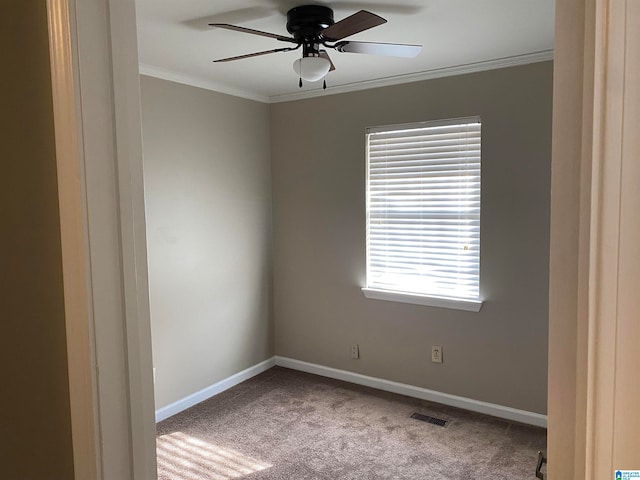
[362,117,482,312]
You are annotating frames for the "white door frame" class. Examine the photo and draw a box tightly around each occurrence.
[548,0,640,477]
[46,0,157,478]
[48,0,640,478]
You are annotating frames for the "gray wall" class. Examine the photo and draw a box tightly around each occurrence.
[141,76,274,409]
[0,3,75,478]
[270,62,552,414]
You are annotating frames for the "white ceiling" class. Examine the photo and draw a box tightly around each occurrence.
[135,0,555,102]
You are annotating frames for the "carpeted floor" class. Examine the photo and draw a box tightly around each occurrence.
[156,367,546,479]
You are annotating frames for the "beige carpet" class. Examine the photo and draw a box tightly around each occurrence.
[156,367,546,479]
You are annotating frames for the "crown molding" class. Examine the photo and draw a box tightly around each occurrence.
[139,50,553,105]
[138,63,270,103]
[269,50,554,103]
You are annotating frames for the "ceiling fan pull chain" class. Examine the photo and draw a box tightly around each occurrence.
[299,77,303,88]
[323,79,327,90]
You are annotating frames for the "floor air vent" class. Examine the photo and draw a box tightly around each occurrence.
[410,412,448,427]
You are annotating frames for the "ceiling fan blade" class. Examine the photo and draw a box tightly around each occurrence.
[214,47,297,63]
[319,50,336,71]
[209,23,296,43]
[335,41,422,57]
[320,10,386,42]
[185,8,277,31]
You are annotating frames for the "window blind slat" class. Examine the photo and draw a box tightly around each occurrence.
[370,153,480,163]
[369,136,481,149]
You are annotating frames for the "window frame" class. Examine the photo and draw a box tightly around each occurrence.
[362,116,483,312]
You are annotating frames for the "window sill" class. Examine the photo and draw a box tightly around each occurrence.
[361,288,483,312]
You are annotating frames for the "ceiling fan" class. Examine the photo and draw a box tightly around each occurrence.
[209,5,423,88]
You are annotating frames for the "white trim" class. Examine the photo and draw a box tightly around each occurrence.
[71,0,157,477]
[155,358,276,423]
[275,356,547,428]
[154,355,546,427]
[139,63,269,104]
[362,288,483,312]
[108,3,157,478]
[140,50,554,104]
[584,1,640,477]
[46,1,99,478]
[270,50,554,103]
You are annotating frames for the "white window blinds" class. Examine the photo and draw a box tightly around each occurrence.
[365,117,481,301]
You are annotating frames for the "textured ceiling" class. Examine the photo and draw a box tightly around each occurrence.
[135,0,555,102]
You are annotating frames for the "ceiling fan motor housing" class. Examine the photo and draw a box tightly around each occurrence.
[286,5,335,41]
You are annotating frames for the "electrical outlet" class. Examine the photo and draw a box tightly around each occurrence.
[431,346,443,363]
[351,343,360,359]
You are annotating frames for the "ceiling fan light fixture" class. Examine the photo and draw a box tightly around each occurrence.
[293,55,331,82]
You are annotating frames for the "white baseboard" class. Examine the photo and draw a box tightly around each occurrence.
[155,357,276,423]
[274,356,547,428]
[155,355,547,428]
